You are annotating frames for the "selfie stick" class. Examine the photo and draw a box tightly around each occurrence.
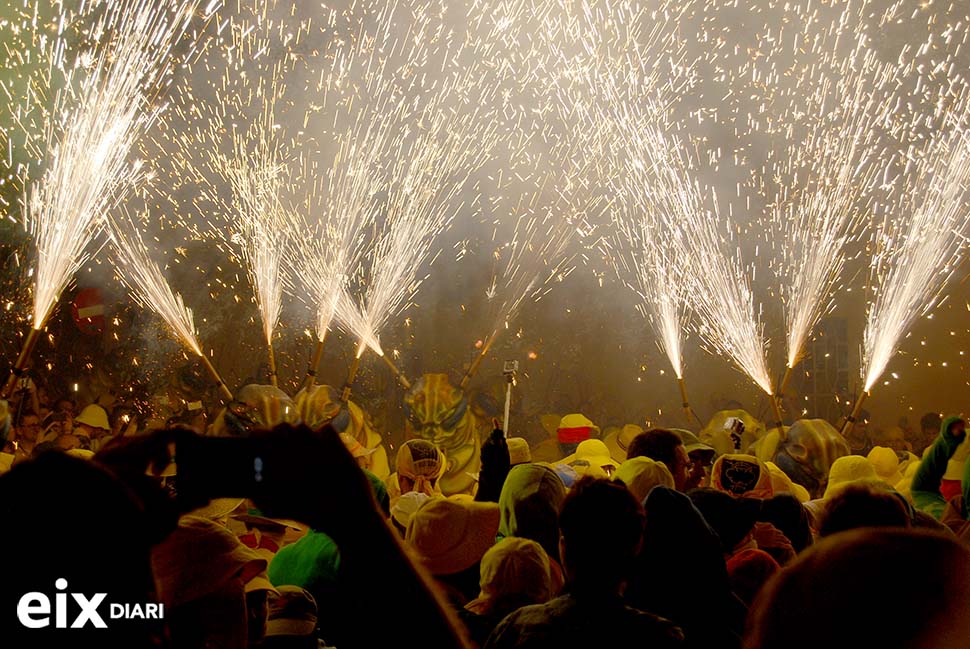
[841,390,868,437]
[502,361,518,437]
[198,353,234,402]
[303,337,326,390]
[2,328,41,400]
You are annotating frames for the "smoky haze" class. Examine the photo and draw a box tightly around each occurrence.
[2,0,969,441]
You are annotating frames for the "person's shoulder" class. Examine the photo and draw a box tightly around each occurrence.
[622,606,685,645]
[483,601,561,649]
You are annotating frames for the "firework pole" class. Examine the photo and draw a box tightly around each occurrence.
[267,340,278,387]
[841,390,868,437]
[199,353,234,402]
[303,337,326,390]
[677,375,703,427]
[1,328,42,400]
[769,387,785,431]
[461,337,495,390]
[341,341,366,402]
[380,353,411,390]
[778,364,794,403]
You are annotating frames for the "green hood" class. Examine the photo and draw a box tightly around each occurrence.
[497,464,565,561]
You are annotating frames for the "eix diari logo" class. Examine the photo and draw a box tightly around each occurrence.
[17,579,164,629]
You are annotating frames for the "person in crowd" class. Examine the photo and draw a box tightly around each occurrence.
[555,413,599,458]
[485,478,683,648]
[460,537,553,647]
[6,410,42,457]
[73,403,113,451]
[506,437,532,467]
[626,428,691,491]
[497,463,567,591]
[388,438,445,502]
[817,483,911,537]
[710,453,774,499]
[477,426,512,503]
[406,495,502,607]
[745,528,970,648]
[918,411,944,455]
[672,428,716,490]
[152,515,270,649]
[628,486,746,648]
[391,491,431,536]
[264,586,333,649]
[726,548,779,606]
[759,494,813,554]
[614,455,674,503]
[908,415,970,541]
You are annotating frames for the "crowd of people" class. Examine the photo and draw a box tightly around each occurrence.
[2,377,970,648]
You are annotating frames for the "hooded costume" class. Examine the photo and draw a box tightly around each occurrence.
[910,416,970,542]
[710,454,774,499]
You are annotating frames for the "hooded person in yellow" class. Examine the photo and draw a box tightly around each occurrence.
[497,464,567,593]
[460,537,554,646]
[710,454,774,499]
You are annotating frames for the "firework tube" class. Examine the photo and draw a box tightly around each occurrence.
[1,328,42,399]
[303,338,326,390]
[380,353,411,390]
[267,340,278,387]
[841,390,869,437]
[778,364,795,399]
[460,338,494,389]
[769,392,784,431]
[677,376,703,427]
[341,344,365,402]
[199,353,234,402]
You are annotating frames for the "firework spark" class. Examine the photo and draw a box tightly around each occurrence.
[108,211,202,356]
[765,2,903,373]
[10,0,213,333]
[862,91,970,392]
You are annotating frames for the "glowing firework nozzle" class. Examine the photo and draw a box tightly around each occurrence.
[777,364,795,400]
[841,391,869,437]
[380,353,411,390]
[1,328,42,400]
[460,337,494,389]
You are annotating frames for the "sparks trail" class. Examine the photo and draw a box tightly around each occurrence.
[762,0,906,376]
[0,0,217,397]
[107,210,202,357]
[862,88,970,393]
